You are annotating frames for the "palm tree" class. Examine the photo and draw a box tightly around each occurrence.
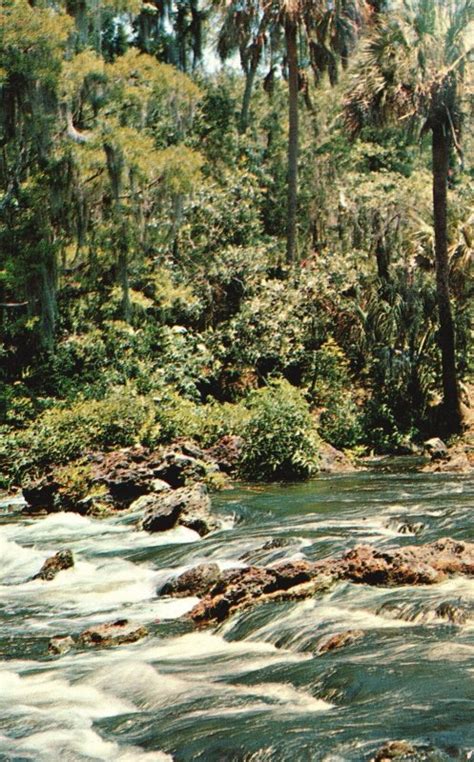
[345,0,473,434]
[264,0,364,263]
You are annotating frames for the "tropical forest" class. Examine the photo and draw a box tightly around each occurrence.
[0,0,473,759]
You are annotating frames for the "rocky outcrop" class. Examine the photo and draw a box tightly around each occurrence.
[187,538,474,626]
[159,563,222,597]
[140,483,218,536]
[78,619,148,648]
[21,442,223,515]
[32,550,74,581]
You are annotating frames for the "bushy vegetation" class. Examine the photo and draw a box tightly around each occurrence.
[239,381,319,481]
[0,0,472,487]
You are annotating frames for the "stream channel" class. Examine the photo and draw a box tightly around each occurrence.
[0,462,473,761]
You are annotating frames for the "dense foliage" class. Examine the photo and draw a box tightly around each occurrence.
[0,0,472,485]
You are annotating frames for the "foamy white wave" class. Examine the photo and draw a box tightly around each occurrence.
[0,533,47,584]
[0,668,172,761]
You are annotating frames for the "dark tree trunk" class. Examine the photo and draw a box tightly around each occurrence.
[285,19,299,264]
[239,61,258,134]
[431,122,462,434]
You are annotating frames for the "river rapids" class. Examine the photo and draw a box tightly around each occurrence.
[0,463,473,761]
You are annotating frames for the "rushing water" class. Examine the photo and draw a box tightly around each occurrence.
[0,463,473,761]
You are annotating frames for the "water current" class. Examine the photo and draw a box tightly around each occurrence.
[0,462,473,761]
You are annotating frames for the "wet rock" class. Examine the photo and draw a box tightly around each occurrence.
[206,435,244,474]
[318,441,357,473]
[140,483,217,536]
[159,563,222,598]
[317,629,364,654]
[48,635,75,655]
[179,483,219,536]
[423,437,448,460]
[32,550,74,581]
[139,491,184,532]
[372,740,418,761]
[78,619,148,648]
[22,475,59,512]
[152,451,207,488]
[129,489,172,516]
[188,538,474,626]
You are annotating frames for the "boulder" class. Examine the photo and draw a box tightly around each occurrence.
[179,483,219,536]
[22,475,59,512]
[48,635,75,655]
[78,619,148,648]
[32,550,74,581]
[140,483,217,536]
[152,451,207,488]
[318,441,357,473]
[317,629,364,654]
[159,563,222,598]
[423,437,448,460]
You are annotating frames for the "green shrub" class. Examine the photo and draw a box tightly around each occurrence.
[239,380,319,481]
[9,391,157,477]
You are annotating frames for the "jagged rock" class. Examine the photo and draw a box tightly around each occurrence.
[188,538,474,626]
[32,550,74,581]
[152,451,207,488]
[48,635,75,655]
[78,619,148,648]
[371,740,418,761]
[317,629,364,654]
[206,435,244,474]
[22,475,59,512]
[159,563,222,598]
[140,483,217,536]
[179,483,219,536]
[129,489,172,514]
[423,437,448,460]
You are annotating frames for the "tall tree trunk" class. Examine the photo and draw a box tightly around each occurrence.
[431,122,462,434]
[285,19,299,264]
[239,61,258,134]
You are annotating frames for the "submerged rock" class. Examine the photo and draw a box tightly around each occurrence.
[188,538,474,626]
[317,629,364,654]
[32,550,74,581]
[78,619,148,648]
[159,563,222,598]
[371,740,418,761]
[48,635,75,655]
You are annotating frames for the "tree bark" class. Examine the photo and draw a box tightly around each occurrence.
[431,122,462,434]
[239,61,258,134]
[285,19,299,264]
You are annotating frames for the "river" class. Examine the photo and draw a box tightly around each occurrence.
[0,463,473,761]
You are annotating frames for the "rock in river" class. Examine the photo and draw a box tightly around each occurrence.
[188,538,474,626]
[140,483,218,536]
[32,549,74,581]
[159,563,222,598]
[78,619,148,648]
